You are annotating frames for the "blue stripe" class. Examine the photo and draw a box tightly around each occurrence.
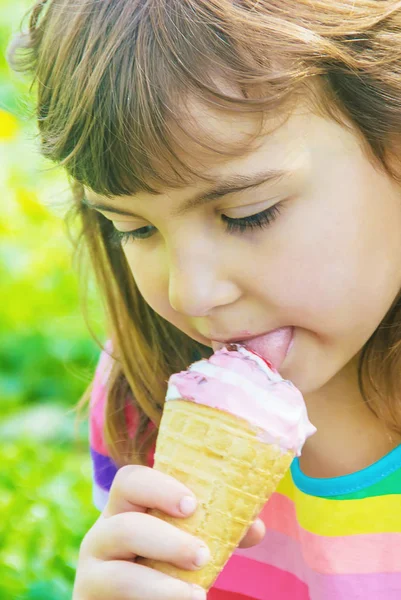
[291,442,401,497]
[93,480,110,511]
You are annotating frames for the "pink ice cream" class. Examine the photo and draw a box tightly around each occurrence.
[165,344,316,456]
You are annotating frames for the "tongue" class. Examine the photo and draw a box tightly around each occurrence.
[243,327,293,371]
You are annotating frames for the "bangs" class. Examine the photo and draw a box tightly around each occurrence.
[14,0,338,197]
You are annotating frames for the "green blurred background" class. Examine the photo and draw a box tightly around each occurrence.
[1,2,106,597]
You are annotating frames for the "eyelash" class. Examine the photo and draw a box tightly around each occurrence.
[108,203,283,246]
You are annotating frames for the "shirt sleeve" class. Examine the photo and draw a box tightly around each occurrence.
[89,340,119,511]
[89,340,156,511]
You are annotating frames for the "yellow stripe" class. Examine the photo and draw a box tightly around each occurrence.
[275,471,401,536]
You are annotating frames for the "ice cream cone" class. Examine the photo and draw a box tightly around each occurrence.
[137,398,295,590]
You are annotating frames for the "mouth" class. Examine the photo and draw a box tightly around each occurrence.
[211,326,294,371]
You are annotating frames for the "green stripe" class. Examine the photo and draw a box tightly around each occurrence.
[332,466,401,500]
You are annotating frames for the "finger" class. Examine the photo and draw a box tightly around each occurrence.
[238,518,266,549]
[87,511,210,572]
[90,559,207,600]
[103,465,198,519]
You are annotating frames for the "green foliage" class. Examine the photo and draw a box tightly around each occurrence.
[1,1,107,597]
[0,0,35,118]
[0,122,105,417]
[0,441,99,599]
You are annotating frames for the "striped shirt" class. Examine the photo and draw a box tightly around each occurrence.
[90,343,401,599]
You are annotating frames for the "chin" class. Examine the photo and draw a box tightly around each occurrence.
[282,352,353,397]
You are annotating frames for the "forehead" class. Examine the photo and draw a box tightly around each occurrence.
[174,93,311,176]
[85,105,310,210]
[85,76,321,204]
[152,89,310,191]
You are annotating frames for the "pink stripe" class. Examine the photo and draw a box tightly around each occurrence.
[90,395,108,455]
[89,341,157,462]
[299,530,401,575]
[260,491,296,537]
[213,553,309,600]
[231,530,401,599]
[234,527,307,585]
[90,343,114,455]
[253,493,401,574]
[208,591,271,600]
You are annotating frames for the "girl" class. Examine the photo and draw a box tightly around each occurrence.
[8,0,401,598]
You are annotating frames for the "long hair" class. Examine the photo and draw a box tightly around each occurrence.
[7,0,401,466]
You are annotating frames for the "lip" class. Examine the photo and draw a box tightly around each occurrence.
[211,326,294,371]
[211,331,264,345]
[211,327,288,347]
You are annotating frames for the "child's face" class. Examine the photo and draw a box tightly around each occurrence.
[85,97,401,394]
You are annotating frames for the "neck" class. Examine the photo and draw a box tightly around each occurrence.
[300,354,401,478]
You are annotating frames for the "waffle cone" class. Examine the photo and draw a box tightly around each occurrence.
[137,399,295,590]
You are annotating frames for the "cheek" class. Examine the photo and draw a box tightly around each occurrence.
[253,193,401,336]
[123,247,170,315]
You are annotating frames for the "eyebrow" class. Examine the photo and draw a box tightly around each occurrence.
[82,169,289,219]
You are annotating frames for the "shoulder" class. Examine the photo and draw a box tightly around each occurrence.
[90,339,115,456]
[89,340,119,510]
[88,340,157,511]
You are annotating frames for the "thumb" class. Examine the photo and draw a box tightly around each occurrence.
[238,517,266,549]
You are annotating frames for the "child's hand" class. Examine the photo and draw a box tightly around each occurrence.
[73,465,265,600]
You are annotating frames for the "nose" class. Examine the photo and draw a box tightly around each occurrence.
[167,240,240,317]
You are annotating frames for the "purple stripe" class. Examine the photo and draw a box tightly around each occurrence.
[309,571,401,600]
[234,529,401,599]
[90,447,118,490]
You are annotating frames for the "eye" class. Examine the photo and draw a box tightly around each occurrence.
[107,203,283,246]
[222,204,283,234]
[108,224,156,246]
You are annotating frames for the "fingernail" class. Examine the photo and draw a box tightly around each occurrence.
[194,545,210,568]
[191,584,207,600]
[179,495,197,516]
